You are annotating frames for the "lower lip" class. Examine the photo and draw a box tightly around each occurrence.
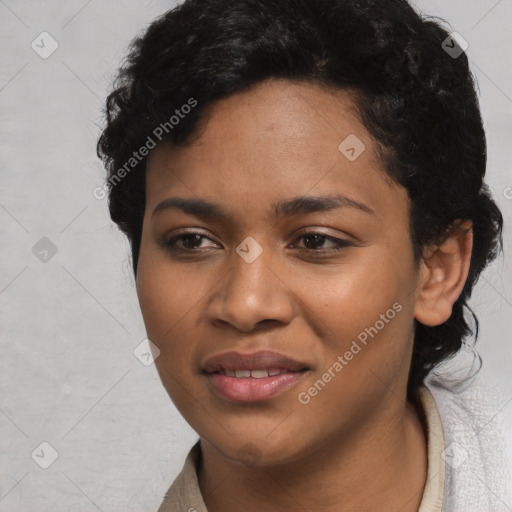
[207,371,307,402]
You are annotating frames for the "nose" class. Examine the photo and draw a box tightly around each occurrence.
[206,247,295,333]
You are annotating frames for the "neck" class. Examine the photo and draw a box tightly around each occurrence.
[198,394,428,512]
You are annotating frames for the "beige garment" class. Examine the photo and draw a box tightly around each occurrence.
[158,385,445,512]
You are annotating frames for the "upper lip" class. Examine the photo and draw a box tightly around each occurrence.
[202,350,309,373]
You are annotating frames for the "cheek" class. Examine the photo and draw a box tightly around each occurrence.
[136,254,204,359]
[296,251,417,393]
[136,261,207,413]
[295,282,413,432]
[301,254,410,338]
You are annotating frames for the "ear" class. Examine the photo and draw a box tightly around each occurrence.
[414,221,473,327]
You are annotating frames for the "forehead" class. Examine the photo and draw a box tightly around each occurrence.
[145,79,408,223]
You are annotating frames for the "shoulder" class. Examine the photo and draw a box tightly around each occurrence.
[157,441,208,512]
[423,349,512,511]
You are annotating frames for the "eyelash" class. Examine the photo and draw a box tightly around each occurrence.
[162,230,353,255]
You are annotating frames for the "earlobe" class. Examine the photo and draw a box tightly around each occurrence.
[414,221,473,327]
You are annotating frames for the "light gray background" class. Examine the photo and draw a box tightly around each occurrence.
[1,1,510,510]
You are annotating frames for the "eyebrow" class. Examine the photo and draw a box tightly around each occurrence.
[152,193,374,220]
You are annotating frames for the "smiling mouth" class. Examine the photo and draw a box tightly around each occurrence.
[202,350,310,402]
[205,368,309,402]
[211,368,307,378]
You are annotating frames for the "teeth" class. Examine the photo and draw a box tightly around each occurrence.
[223,369,287,378]
[250,370,269,379]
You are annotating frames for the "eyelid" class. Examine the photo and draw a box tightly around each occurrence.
[292,226,350,239]
[292,224,357,241]
[161,227,355,254]
[290,232,353,252]
[162,228,221,248]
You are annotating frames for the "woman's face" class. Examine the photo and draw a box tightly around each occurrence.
[136,79,424,465]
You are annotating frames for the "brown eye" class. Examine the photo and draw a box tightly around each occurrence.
[163,232,220,252]
[161,230,353,255]
[293,232,353,253]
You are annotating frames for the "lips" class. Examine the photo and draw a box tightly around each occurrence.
[202,350,308,373]
[222,368,288,378]
[202,350,310,402]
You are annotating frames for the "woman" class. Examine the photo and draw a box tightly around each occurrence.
[97,0,510,510]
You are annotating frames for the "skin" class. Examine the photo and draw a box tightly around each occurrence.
[136,79,473,511]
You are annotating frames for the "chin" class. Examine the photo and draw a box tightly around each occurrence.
[206,431,311,468]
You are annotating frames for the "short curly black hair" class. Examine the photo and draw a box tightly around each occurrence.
[97,0,503,397]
